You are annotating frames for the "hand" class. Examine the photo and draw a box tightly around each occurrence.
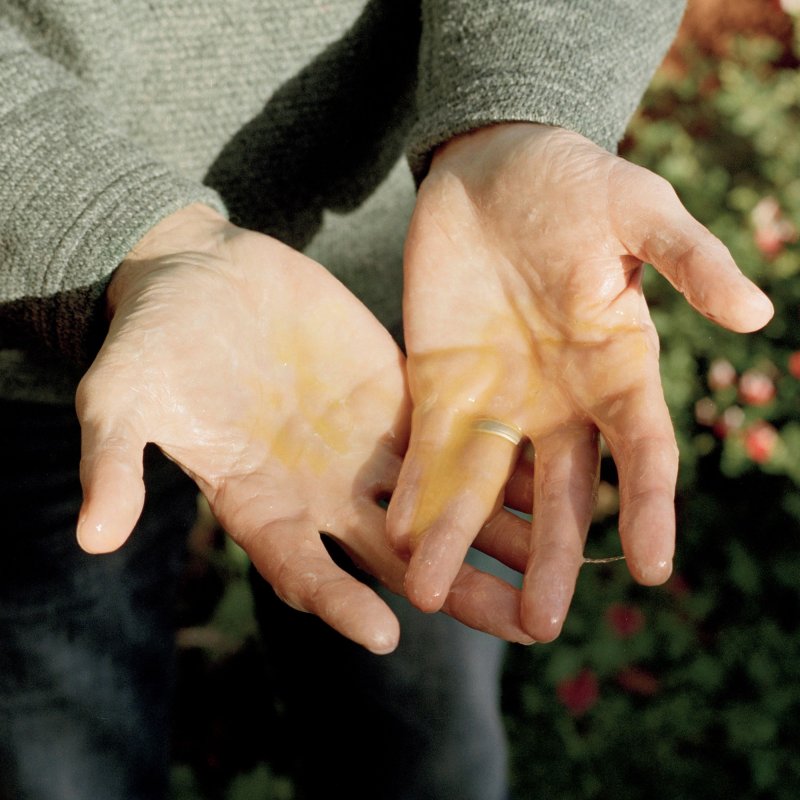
[387,123,774,641]
[75,204,533,653]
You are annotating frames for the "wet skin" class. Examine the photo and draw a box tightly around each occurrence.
[76,204,534,653]
[387,122,774,642]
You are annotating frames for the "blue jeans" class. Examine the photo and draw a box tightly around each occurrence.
[0,399,510,800]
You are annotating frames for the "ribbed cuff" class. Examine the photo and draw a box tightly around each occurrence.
[0,45,225,365]
[408,0,686,180]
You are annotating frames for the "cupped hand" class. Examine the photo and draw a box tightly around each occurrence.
[387,123,774,641]
[75,204,532,653]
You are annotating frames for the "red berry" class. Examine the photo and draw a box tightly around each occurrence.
[556,669,599,716]
[606,603,646,638]
[752,196,796,257]
[713,405,745,438]
[744,422,778,463]
[755,227,784,257]
[738,369,776,406]
[707,358,737,391]
[788,351,800,379]
[616,666,660,697]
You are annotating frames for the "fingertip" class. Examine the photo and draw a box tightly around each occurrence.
[78,427,146,554]
[402,530,466,613]
[404,571,448,614]
[520,592,567,644]
[629,556,673,587]
[520,557,578,643]
[520,591,564,643]
[76,490,143,554]
[76,516,131,554]
[619,494,675,587]
[728,284,774,333]
[75,518,102,554]
[692,260,774,333]
[330,597,401,654]
[77,468,145,554]
[622,535,674,586]
[365,619,401,655]
[525,622,562,645]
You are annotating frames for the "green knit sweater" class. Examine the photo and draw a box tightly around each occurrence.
[0,0,685,402]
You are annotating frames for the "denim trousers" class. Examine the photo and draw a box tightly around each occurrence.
[0,399,511,800]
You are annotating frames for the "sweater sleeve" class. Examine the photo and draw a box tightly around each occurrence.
[408,0,687,179]
[0,20,226,367]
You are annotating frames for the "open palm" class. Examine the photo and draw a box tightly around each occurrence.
[387,124,774,641]
[76,205,532,651]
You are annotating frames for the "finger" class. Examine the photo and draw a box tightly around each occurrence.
[76,417,147,554]
[246,515,401,655]
[472,507,530,574]
[330,500,410,594]
[387,408,521,613]
[596,383,678,587]
[503,440,535,514]
[335,502,532,643]
[521,426,600,642]
[612,165,774,332]
[441,564,534,644]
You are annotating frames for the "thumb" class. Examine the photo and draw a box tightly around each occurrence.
[76,416,146,554]
[612,164,774,333]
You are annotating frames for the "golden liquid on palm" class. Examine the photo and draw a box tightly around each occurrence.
[409,416,506,540]
[246,301,403,476]
[242,327,355,475]
[406,311,650,540]
[407,343,519,540]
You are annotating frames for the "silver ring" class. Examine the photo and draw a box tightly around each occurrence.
[472,418,523,446]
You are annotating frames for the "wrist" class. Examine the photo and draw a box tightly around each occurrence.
[107,203,233,317]
[429,122,554,171]
[123,202,230,262]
